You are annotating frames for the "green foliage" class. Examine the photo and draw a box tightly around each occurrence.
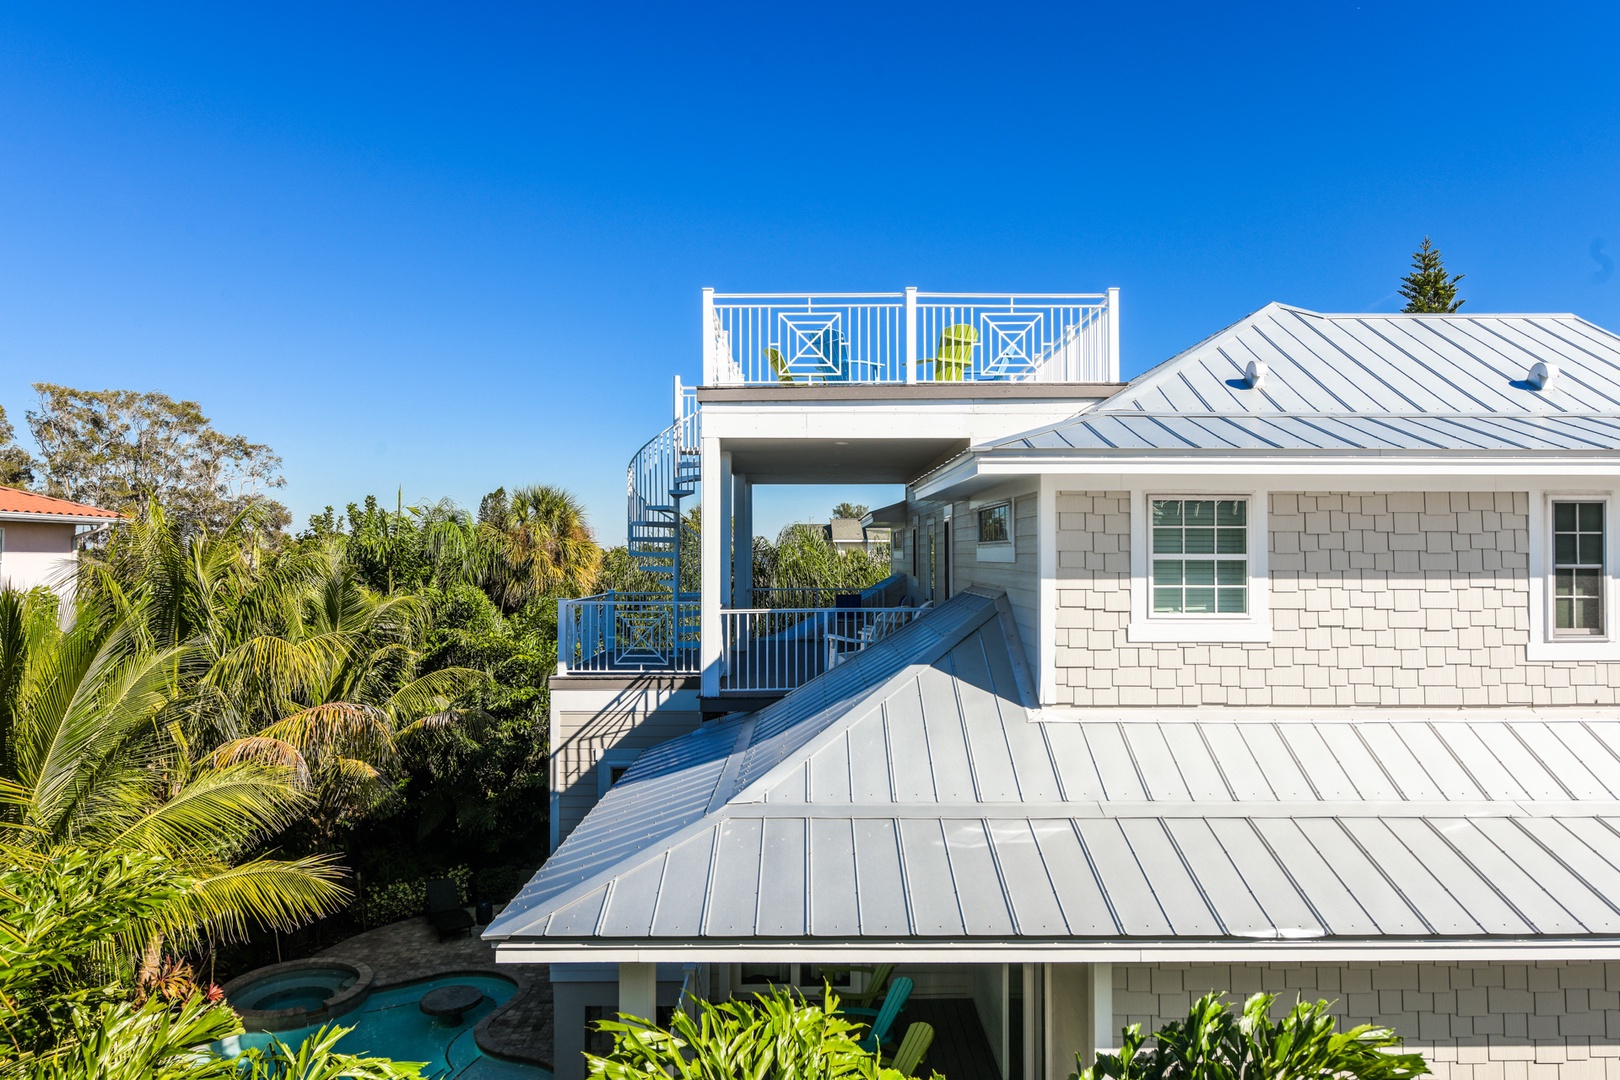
[1073,992,1429,1080]
[586,987,940,1080]
[231,1023,426,1079]
[355,865,470,926]
[832,502,869,520]
[0,405,35,488]
[768,524,890,591]
[1399,238,1465,314]
[26,384,288,531]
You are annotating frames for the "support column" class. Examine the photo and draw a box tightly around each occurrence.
[1089,963,1114,1058]
[1038,474,1058,706]
[719,451,734,610]
[618,962,657,1024]
[699,436,723,697]
[732,474,753,608]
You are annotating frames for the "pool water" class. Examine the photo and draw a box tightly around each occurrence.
[234,967,357,1012]
[219,974,549,1079]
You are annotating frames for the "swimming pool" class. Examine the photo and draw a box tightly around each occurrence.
[219,973,549,1079]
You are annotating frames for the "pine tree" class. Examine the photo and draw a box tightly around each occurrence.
[1399,237,1465,313]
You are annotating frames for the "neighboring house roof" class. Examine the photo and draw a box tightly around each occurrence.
[827,518,869,543]
[488,589,1620,960]
[986,303,1620,455]
[0,487,122,524]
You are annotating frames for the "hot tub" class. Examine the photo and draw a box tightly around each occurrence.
[222,959,374,1032]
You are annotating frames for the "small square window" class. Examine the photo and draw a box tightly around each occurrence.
[978,503,1011,544]
[1151,498,1248,617]
[1553,501,1604,637]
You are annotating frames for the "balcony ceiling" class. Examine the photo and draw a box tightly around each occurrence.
[723,436,967,484]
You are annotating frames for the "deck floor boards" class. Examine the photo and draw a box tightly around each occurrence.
[902,998,1000,1080]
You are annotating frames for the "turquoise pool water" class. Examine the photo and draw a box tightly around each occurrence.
[218,974,549,1079]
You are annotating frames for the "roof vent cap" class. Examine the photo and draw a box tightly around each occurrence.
[1527,360,1558,391]
[1244,359,1268,390]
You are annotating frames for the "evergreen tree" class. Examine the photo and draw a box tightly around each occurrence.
[1399,237,1465,313]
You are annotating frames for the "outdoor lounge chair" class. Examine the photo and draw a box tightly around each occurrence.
[425,878,474,941]
[916,324,977,380]
[841,975,913,1053]
[842,963,895,1008]
[882,1022,935,1077]
[765,347,803,383]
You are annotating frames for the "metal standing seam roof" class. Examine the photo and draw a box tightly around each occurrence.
[488,591,1620,949]
[987,304,1620,454]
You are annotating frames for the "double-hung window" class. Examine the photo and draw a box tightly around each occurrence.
[1553,501,1605,637]
[1151,498,1249,615]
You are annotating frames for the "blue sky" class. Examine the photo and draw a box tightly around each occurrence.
[1,2,1617,543]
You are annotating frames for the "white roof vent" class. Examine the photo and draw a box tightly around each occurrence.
[1527,360,1558,391]
[1244,358,1268,390]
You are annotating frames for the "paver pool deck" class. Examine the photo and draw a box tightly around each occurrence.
[315,913,553,1068]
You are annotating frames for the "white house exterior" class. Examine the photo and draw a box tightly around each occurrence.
[0,486,121,599]
[491,292,1620,1080]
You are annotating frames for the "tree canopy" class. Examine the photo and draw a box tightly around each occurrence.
[1399,237,1465,313]
[25,385,288,529]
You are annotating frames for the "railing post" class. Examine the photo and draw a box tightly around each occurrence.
[701,287,717,386]
[672,375,683,427]
[904,286,918,384]
[1105,286,1120,382]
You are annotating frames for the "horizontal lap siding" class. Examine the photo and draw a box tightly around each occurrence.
[951,493,1039,672]
[1112,962,1620,1080]
[552,692,703,846]
[1054,491,1620,708]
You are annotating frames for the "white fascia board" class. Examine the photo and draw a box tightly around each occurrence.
[494,937,1620,965]
[0,512,118,526]
[916,454,1620,500]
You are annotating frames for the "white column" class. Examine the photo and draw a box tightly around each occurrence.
[618,962,657,1024]
[904,286,918,384]
[701,288,717,385]
[732,474,753,608]
[700,435,723,697]
[1105,287,1121,382]
[1038,474,1058,706]
[719,451,734,611]
[1089,963,1114,1058]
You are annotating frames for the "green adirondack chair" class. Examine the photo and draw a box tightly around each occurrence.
[843,963,895,1008]
[842,975,913,1053]
[765,347,799,383]
[917,324,977,381]
[882,1022,935,1077]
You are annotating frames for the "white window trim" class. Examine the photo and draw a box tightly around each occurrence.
[972,498,1016,563]
[1128,489,1271,643]
[1527,489,1620,661]
[596,748,644,799]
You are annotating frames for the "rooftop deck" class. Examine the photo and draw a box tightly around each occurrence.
[706,289,1118,386]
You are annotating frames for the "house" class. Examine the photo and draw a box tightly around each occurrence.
[823,516,891,555]
[492,291,1620,1080]
[0,486,122,600]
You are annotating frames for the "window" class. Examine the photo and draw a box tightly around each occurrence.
[597,749,643,798]
[978,502,1011,544]
[1150,498,1248,615]
[1553,501,1604,636]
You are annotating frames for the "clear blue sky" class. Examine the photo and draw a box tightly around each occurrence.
[2,2,1617,543]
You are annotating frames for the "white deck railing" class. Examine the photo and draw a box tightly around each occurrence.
[559,593,699,674]
[719,606,928,692]
[703,288,1118,385]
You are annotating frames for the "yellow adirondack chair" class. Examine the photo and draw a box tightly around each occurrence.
[917,324,977,381]
[882,1022,936,1077]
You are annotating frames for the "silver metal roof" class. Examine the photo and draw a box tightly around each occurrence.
[990,304,1620,454]
[489,590,1620,949]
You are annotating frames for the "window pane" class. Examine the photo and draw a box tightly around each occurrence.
[1185,501,1215,526]
[978,505,1009,543]
[1153,559,1183,585]
[1217,560,1247,586]
[1575,568,1602,597]
[1153,587,1183,613]
[1556,535,1578,564]
[1184,560,1215,586]
[1216,529,1246,554]
[1555,569,1573,597]
[1216,500,1246,527]
[1152,500,1182,526]
[1153,528,1183,554]
[1217,587,1247,614]
[1184,587,1216,613]
[1577,598,1602,630]
[1184,528,1215,554]
[1556,597,1574,630]
[1580,503,1604,531]
[1555,503,1578,530]
[1580,535,1604,565]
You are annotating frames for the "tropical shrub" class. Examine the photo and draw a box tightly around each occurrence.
[1072,992,1430,1080]
[585,988,942,1080]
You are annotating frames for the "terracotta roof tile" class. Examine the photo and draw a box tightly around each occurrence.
[0,486,123,521]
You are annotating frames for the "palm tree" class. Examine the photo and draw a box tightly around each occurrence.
[0,589,346,948]
[481,484,603,609]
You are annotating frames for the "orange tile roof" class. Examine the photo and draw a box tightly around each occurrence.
[0,486,123,521]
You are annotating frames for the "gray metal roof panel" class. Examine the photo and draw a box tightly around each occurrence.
[984,305,1620,455]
